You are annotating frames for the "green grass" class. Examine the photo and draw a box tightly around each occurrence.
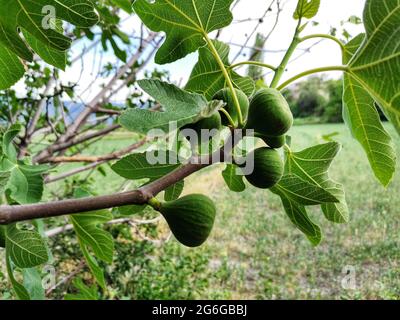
[2,124,399,300]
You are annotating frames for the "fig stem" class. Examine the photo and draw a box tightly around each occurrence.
[203,35,244,127]
[148,197,162,211]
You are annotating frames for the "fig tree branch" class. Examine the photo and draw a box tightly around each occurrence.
[45,161,107,184]
[0,132,238,225]
[34,124,122,163]
[44,138,148,163]
[0,151,218,225]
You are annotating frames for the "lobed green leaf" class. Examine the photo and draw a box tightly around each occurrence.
[343,34,396,187]
[120,80,211,134]
[348,0,400,136]
[5,224,49,269]
[133,0,235,64]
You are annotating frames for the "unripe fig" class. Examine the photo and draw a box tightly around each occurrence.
[191,112,222,134]
[242,147,283,189]
[159,194,216,247]
[257,134,286,149]
[181,112,221,145]
[246,88,293,136]
[213,88,249,126]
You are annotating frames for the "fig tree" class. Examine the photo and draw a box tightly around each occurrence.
[242,147,283,189]
[213,88,249,126]
[159,194,216,247]
[246,88,293,136]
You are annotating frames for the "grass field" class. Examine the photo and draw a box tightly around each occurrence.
[2,124,399,299]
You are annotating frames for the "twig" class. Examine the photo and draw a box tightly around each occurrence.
[45,217,162,238]
[44,138,148,163]
[33,33,158,163]
[45,161,107,184]
[45,261,86,296]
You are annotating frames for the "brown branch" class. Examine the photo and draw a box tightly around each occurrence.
[45,261,86,296]
[0,134,237,225]
[96,107,122,115]
[45,161,107,184]
[19,78,55,158]
[45,216,161,238]
[44,138,147,163]
[35,124,122,162]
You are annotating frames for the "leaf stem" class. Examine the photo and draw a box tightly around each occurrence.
[276,65,349,90]
[203,35,244,127]
[219,108,236,127]
[229,61,276,72]
[299,34,345,56]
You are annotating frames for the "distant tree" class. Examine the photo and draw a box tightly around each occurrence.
[248,33,266,81]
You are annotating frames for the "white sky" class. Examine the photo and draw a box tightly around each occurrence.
[161,0,366,86]
[14,0,366,102]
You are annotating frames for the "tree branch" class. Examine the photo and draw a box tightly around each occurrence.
[0,132,237,225]
[44,138,148,163]
[45,161,107,184]
[34,124,122,163]
[33,32,158,163]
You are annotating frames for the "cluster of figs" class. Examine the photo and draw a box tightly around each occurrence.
[155,88,293,247]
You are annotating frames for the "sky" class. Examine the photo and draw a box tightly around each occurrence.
[159,0,366,85]
[15,0,367,102]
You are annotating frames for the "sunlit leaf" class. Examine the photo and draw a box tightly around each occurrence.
[133,0,235,64]
[120,80,211,134]
[343,34,396,187]
[293,0,321,19]
[186,40,255,99]
[6,224,48,268]
[112,150,181,181]
[165,181,184,201]
[222,164,246,193]
[348,0,400,136]
[285,142,349,223]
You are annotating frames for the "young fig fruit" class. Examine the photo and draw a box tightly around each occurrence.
[242,147,284,189]
[246,88,293,136]
[158,194,216,247]
[181,112,221,145]
[257,134,286,149]
[213,88,249,126]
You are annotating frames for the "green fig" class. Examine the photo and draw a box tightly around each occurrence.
[159,194,216,247]
[181,112,221,145]
[246,88,293,136]
[213,88,249,126]
[242,147,283,189]
[257,134,286,149]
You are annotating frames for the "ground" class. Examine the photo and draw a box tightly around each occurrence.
[1,124,399,299]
